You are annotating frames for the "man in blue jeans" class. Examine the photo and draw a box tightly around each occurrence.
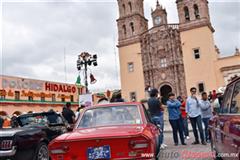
[186,87,206,145]
[199,92,212,143]
[148,88,167,149]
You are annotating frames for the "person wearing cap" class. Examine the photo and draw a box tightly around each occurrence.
[147,88,167,149]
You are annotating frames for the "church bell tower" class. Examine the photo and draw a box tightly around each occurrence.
[117,0,148,101]
[117,0,148,46]
[176,0,219,94]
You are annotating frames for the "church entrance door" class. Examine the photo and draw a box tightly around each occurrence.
[160,85,172,105]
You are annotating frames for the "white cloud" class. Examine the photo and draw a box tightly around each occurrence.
[1,0,239,92]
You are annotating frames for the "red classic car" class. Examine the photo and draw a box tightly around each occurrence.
[209,77,240,160]
[49,102,160,160]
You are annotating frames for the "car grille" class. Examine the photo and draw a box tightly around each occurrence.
[1,140,13,150]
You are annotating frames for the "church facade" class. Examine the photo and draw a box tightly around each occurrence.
[117,0,240,102]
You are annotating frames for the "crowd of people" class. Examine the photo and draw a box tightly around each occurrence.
[147,87,223,149]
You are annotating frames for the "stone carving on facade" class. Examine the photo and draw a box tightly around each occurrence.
[141,24,187,97]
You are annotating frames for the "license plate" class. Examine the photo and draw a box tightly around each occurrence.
[87,145,111,160]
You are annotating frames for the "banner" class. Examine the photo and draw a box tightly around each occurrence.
[79,94,93,107]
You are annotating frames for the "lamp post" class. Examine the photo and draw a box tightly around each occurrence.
[77,52,97,93]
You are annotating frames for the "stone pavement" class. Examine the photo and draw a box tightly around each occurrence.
[164,119,193,133]
[158,132,213,160]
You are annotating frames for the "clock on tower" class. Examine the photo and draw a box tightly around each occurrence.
[151,0,168,27]
[154,16,162,25]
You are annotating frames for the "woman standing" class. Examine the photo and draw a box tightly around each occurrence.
[167,93,186,146]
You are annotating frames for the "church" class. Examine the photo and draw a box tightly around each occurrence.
[117,0,240,102]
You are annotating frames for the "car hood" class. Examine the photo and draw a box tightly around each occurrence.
[57,125,146,141]
[0,128,28,137]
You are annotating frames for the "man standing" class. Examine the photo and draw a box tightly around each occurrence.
[167,93,186,146]
[62,102,75,125]
[186,87,206,145]
[148,88,167,149]
[200,92,212,143]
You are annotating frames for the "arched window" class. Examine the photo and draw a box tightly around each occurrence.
[184,6,190,21]
[128,2,132,12]
[194,4,200,19]
[122,25,127,35]
[122,4,126,15]
[130,22,134,33]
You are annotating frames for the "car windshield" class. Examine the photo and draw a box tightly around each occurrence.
[18,113,64,127]
[78,105,142,128]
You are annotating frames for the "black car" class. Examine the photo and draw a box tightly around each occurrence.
[0,111,68,160]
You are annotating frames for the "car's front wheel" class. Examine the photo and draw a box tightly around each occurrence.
[35,142,49,160]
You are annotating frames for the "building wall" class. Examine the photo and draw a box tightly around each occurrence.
[180,26,219,94]
[118,43,146,101]
[214,54,240,86]
[0,75,79,115]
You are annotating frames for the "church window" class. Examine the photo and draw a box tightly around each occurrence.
[160,58,167,68]
[15,91,20,100]
[70,95,74,102]
[0,90,6,100]
[52,94,56,102]
[41,96,45,102]
[123,25,127,35]
[128,2,132,12]
[198,83,205,93]
[184,6,190,21]
[193,48,200,59]
[194,4,200,19]
[61,95,65,102]
[128,62,134,72]
[130,22,134,33]
[28,96,33,101]
[122,4,126,15]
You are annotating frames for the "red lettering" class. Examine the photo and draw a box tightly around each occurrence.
[67,86,71,93]
[54,84,58,92]
[59,85,63,92]
[45,83,51,91]
[44,82,76,93]
[72,87,76,93]
[63,85,68,92]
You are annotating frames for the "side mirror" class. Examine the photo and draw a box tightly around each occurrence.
[67,127,73,132]
[67,124,74,132]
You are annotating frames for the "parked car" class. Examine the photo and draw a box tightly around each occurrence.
[0,111,68,160]
[49,102,160,160]
[209,77,240,160]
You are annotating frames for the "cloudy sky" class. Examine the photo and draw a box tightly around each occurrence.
[1,0,239,92]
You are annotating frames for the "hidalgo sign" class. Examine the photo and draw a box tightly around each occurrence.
[2,78,77,94]
[45,82,76,93]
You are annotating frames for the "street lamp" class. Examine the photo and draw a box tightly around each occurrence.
[77,52,98,93]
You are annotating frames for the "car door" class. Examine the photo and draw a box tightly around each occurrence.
[228,80,240,160]
[215,83,234,157]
